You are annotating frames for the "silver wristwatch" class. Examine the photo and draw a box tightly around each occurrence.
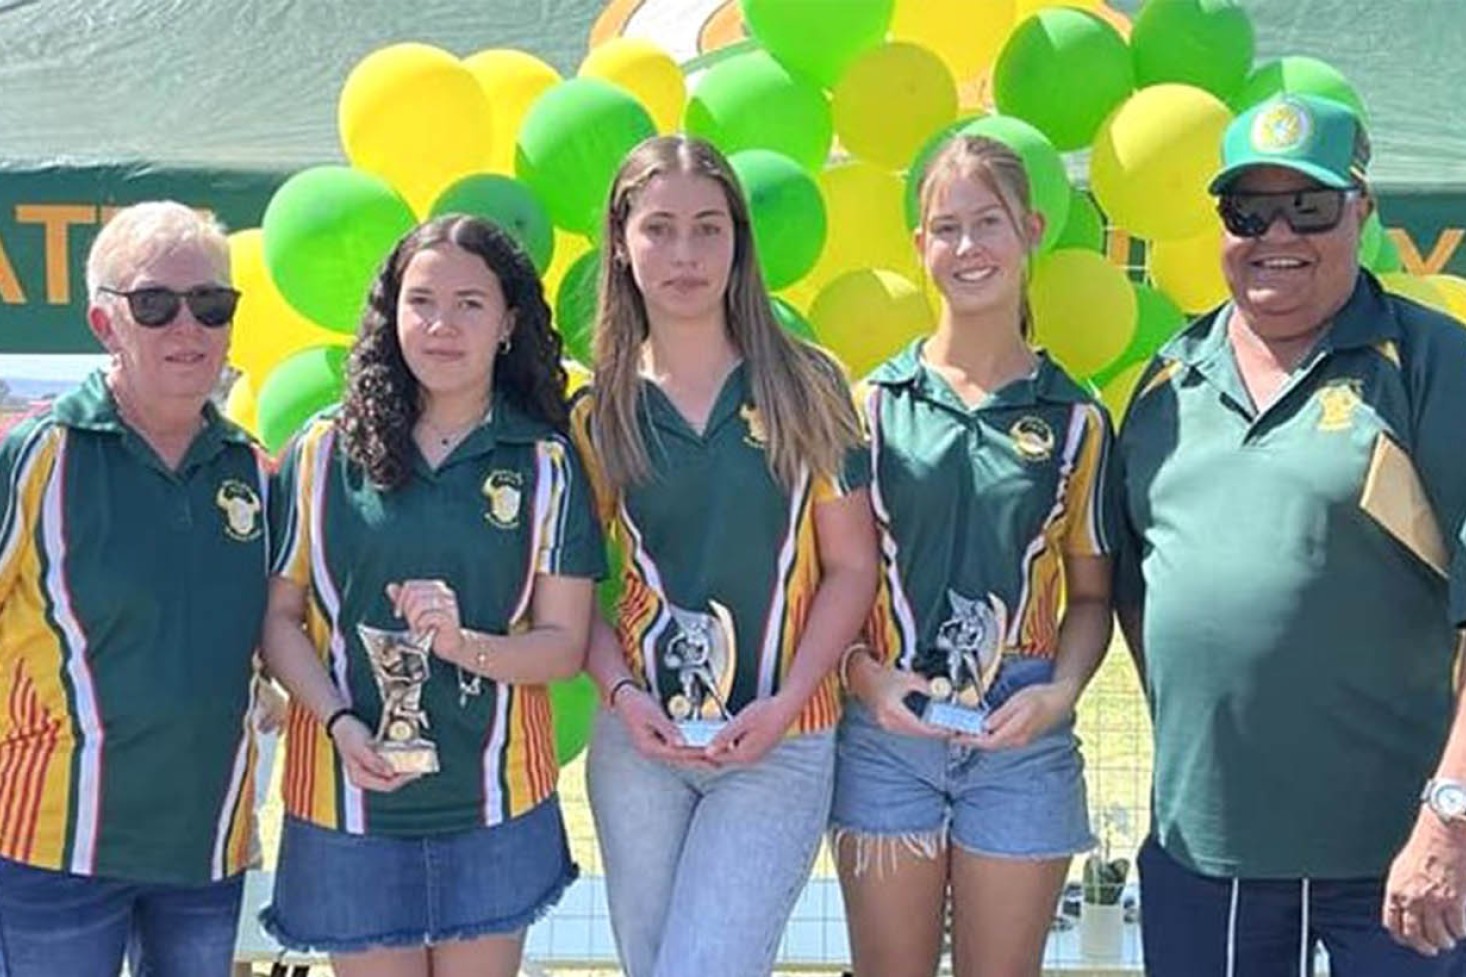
[1421,778,1466,823]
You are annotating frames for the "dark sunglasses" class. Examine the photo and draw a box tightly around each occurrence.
[1216,188,1359,238]
[97,285,241,328]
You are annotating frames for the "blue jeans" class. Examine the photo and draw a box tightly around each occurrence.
[0,856,243,977]
[1139,834,1466,976]
[587,709,835,977]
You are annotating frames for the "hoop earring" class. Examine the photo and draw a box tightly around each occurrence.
[499,334,512,354]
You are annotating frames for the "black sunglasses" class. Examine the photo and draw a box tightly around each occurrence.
[97,285,241,328]
[1216,188,1358,238]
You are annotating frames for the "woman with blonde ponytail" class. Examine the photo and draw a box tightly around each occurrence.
[567,135,878,977]
[831,135,1118,977]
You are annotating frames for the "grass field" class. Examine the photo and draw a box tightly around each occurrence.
[253,635,1153,973]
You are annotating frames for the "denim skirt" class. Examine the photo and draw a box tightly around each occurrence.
[260,794,577,953]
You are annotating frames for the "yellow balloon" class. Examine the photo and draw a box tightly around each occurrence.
[1029,248,1138,378]
[564,358,593,395]
[890,0,1012,96]
[1425,274,1466,323]
[465,49,562,175]
[810,269,934,379]
[1147,220,1229,314]
[224,374,260,438]
[800,163,920,298]
[579,37,685,135]
[1014,0,1101,20]
[1379,273,1453,316]
[542,229,595,306]
[338,43,496,216]
[833,43,959,172]
[1091,84,1232,243]
[1100,359,1148,423]
[228,230,350,387]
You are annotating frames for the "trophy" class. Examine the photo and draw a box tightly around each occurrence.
[909,590,1006,736]
[660,601,737,748]
[356,624,440,775]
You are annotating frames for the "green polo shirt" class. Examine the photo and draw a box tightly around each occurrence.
[270,395,603,837]
[569,363,870,734]
[1455,515,1466,628]
[859,343,1117,682]
[1118,270,1466,879]
[0,370,270,885]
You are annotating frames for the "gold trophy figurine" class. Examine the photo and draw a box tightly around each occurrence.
[356,623,441,775]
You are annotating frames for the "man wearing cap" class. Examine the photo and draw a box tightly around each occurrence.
[1117,93,1466,974]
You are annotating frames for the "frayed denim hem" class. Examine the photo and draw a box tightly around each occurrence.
[257,861,580,954]
[829,822,948,879]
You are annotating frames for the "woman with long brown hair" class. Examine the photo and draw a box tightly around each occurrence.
[568,135,878,977]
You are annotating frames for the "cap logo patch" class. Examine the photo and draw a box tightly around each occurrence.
[1252,101,1312,154]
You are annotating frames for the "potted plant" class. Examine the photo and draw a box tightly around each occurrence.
[1080,848,1129,961]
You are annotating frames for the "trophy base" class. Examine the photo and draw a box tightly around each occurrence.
[922,700,989,736]
[379,742,440,775]
[674,719,726,748]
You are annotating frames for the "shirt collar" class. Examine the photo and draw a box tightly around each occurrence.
[1164,268,1400,370]
[868,339,1092,408]
[52,369,251,445]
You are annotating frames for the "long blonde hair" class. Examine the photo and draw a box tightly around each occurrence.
[591,135,861,493]
[916,134,1038,339]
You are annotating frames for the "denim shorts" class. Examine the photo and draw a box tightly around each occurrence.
[260,794,577,953]
[830,656,1094,860]
[0,856,243,977]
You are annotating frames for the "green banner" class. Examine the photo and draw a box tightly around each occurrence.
[0,163,288,353]
[0,162,1462,355]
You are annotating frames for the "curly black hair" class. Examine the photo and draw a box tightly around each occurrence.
[338,215,569,489]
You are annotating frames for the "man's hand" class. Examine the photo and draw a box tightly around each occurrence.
[1384,810,1466,956]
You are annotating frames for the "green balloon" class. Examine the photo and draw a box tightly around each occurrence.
[1367,223,1404,274]
[684,50,832,172]
[555,249,602,365]
[730,149,827,290]
[516,78,657,237]
[1232,56,1367,120]
[1055,187,1105,253]
[771,296,817,341]
[430,174,555,273]
[1358,211,1384,267]
[548,674,597,766]
[904,115,1071,254]
[1131,0,1254,101]
[993,9,1134,151]
[256,344,349,454]
[739,0,894,88]
[1093,283,1186,386]
[262,166,416,335]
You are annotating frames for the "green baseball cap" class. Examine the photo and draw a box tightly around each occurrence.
[1208,93,1370,194]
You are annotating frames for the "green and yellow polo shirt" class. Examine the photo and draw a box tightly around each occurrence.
[859,342,1116,684]
[270,396,603,837]
[0,371,270,885]
[1118,270,1466,879]
[569,364,870,734]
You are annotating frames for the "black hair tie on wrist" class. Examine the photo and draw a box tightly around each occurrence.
[324,706,356,738]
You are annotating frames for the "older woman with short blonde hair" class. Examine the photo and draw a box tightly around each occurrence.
[0,201,269,977]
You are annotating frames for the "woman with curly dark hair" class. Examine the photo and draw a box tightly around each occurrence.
[259,215,604,977]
